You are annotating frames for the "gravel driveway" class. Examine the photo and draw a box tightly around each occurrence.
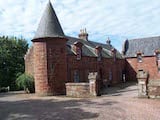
[0,82,160,120]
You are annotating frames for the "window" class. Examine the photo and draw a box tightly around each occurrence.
[137,54,142,62]
[74,70,80,82]
[76,47,81,60]
[111,48,116,62]
[95,46,102,61]
[74,42,83,60]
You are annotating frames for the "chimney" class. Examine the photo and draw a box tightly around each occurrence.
[78,28,88,41]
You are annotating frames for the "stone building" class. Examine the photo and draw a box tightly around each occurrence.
[123,37,160,98]
[25,1,125,96]
[25,1,160,98]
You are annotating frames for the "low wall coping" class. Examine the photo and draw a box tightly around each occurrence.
[148,80,160,86]
[66,82,89,86]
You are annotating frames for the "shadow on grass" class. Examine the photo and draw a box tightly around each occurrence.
[0,98,99,120]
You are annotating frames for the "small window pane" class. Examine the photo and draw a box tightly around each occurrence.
[74,70,80,82]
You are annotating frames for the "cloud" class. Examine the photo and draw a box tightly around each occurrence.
[0,0,160,51]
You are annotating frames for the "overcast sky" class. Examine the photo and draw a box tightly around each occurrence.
[0,0,160,51]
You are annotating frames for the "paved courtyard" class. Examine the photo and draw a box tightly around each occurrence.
[0,82,160,120]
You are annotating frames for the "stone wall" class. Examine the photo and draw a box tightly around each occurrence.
[46,38,68,95]
[31,38,68,96]
[67,55,125,86]
[33,41,50,96]
[24,46,34,76]
[66,83,90,97]
[127,56,160,98]
[148,80,160,98]
[25,39,125,96]
[66,72,100,97]
[126,56,160,81]
[137,70,148,98]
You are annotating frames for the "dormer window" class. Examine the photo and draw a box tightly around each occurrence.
[137,54,142,62]
[76,47,81,60]
[156,53,160,60]
[95,46,102,61]
[97,51,102,61]
[111,48,116,62]
[136,52,142,63]
[74,42,83,60]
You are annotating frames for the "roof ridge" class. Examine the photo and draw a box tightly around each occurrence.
[66,35,112,47]
[129,35,160,41]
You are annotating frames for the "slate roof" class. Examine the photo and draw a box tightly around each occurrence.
[124,36,160,58]
[33,1,65,39]
[32,1,123,59]
[66,36,123,59]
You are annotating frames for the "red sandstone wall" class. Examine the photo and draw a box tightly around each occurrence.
[33,41,50,95]
[46,38,67,95]
[126,56,160,81]
[103,58,125,84]
[67,56,97,83]
[25,40,125,95]
[25,46,34,76]
[67,55,125,86]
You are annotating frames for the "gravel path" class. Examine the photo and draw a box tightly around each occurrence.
[0,82,160,120]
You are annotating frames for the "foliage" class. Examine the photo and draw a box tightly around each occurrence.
[16,73,35,93]
[0,36,28,90]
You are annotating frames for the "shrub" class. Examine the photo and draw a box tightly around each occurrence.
[16,73,35,93]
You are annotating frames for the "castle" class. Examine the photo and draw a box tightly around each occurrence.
[25,1,160,98]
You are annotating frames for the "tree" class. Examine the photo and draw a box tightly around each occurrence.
[16,73,35,93]
[0,36,28,90]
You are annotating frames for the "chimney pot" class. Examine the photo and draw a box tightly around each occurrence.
[78,28,88,41]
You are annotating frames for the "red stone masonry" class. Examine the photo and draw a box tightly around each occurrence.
[126,56,160,81]
[46,38,68,95]
[126,56,160,98]
[31,37,68,96]
[67,55,125,87]
[33,41,49,96]
[24,46,34,76]
[25,40,125,96]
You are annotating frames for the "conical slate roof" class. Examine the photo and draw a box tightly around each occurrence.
[33,1,65,39]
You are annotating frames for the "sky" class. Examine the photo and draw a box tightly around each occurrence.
[0,0,160,51]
